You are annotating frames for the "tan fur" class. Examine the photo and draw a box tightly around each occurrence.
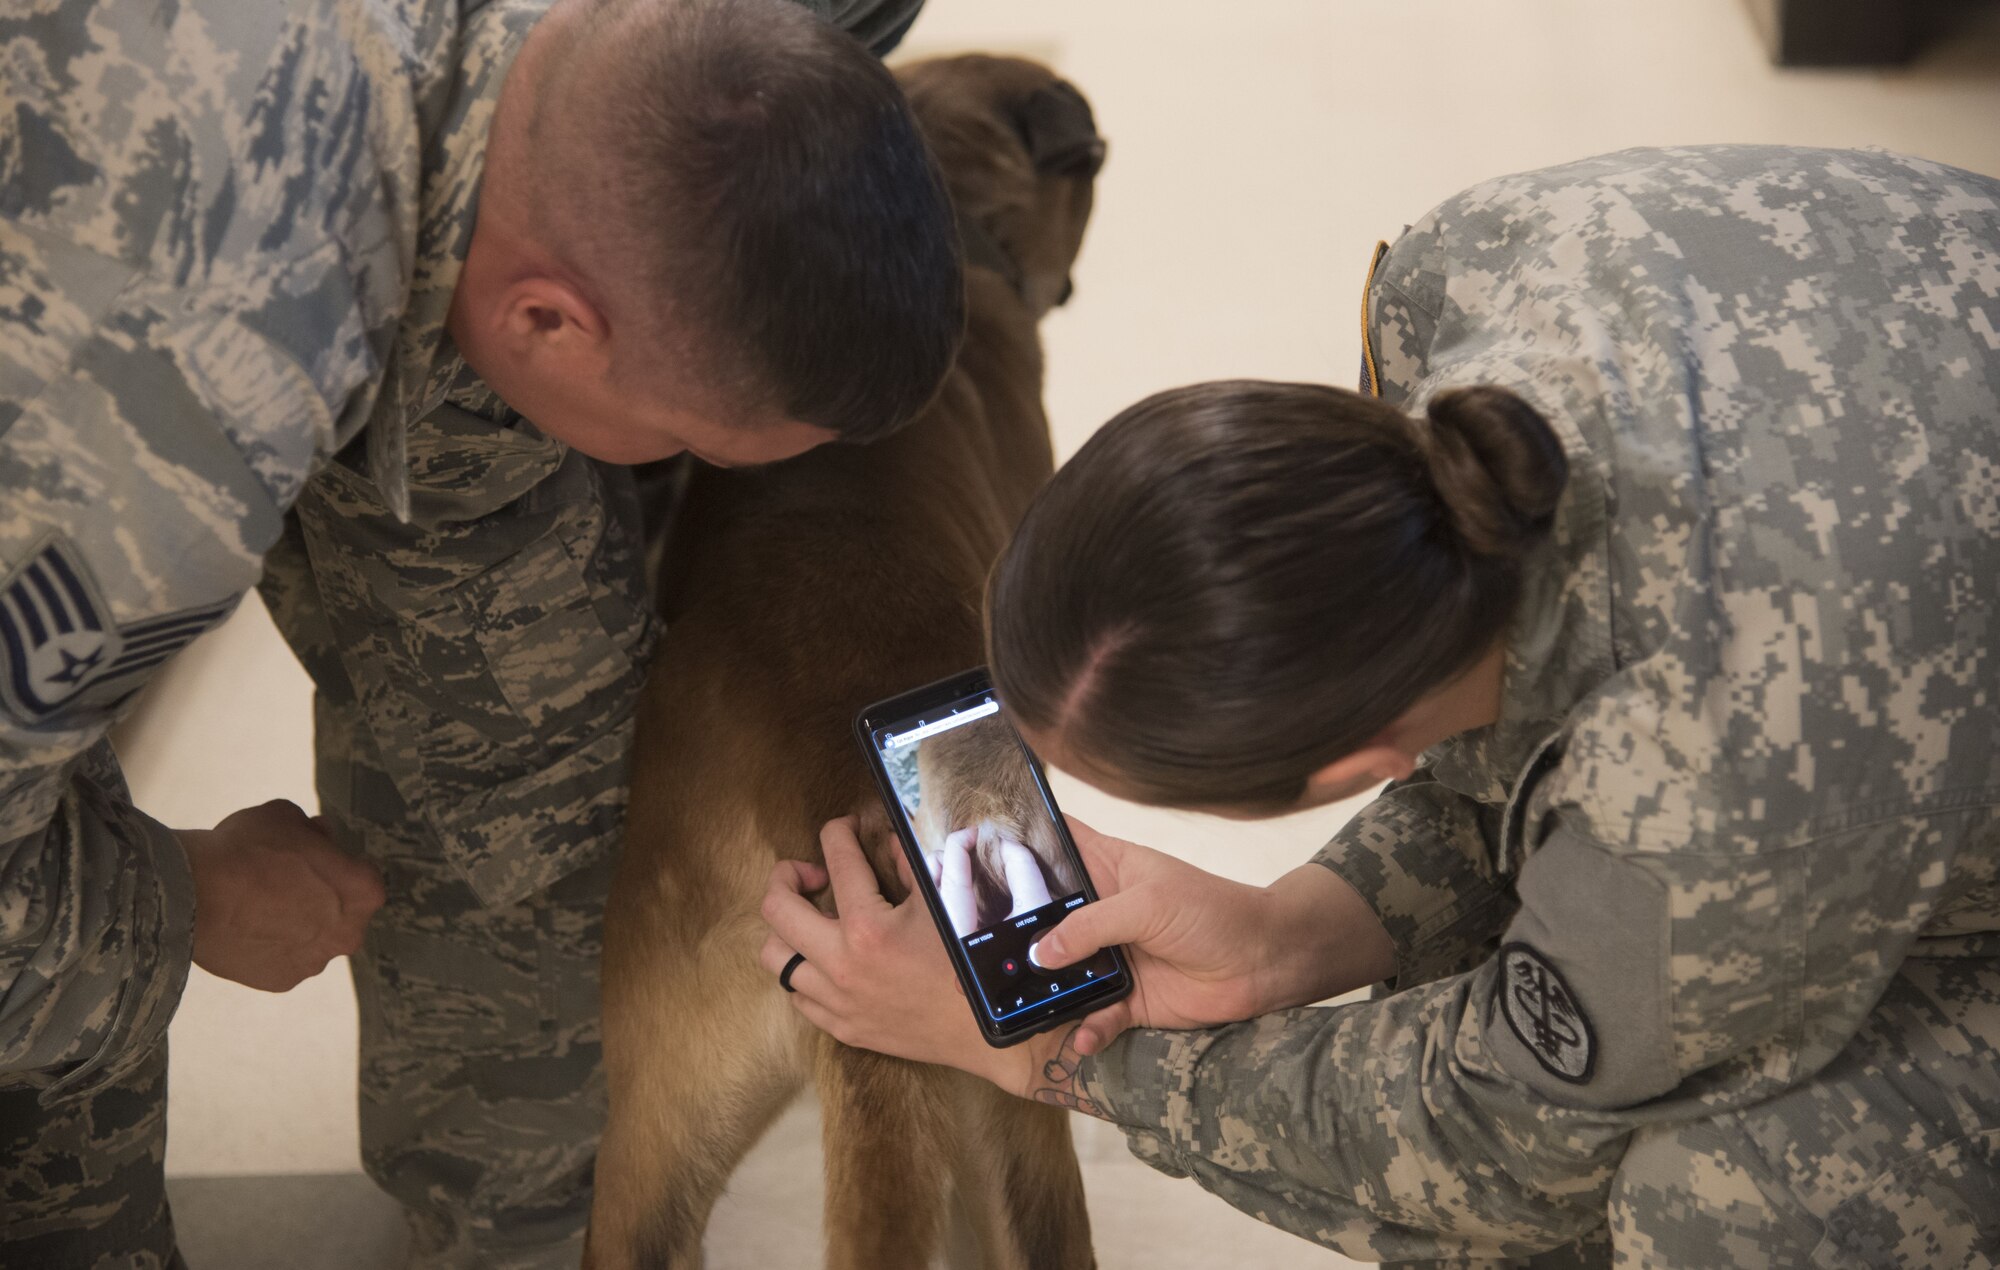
[586,56,1105,1270]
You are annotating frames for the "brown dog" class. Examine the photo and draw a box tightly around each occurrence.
[586,56,1105,1270]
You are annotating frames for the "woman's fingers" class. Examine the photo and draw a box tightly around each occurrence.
[761,860,844,963]
[1033,887,1153,969]
[787,990,849,1049]
[818,817,888,914]
[1072,999,1135,1057]
[757,931,801,980]
[773,858,830,896]
[758,931,833,999]
[800,860,831,891]
[1063,815,1128,885]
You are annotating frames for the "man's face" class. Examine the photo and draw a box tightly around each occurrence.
[526,375,835,467]
[447,210,840,468]
[467,339,838,467]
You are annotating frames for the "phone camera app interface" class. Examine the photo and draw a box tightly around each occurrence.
[874,693,1120,1024]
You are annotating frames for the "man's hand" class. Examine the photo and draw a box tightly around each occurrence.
[178,799,386,992]
[1032,817,1396,1058]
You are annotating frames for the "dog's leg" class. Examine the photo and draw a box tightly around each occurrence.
[947,1075,1097,1270]
[590,900,811,1270]
[815,1036,959,1270]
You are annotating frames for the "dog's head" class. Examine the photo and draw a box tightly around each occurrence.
[897,55,1105,317]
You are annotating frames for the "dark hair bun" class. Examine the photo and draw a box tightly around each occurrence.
[1419,386,1569,558]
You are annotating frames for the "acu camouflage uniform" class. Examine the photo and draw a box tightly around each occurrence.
[1078,147,2000,1268]
[0,1,919,1267]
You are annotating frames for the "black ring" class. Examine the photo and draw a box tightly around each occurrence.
[779,951,807,994]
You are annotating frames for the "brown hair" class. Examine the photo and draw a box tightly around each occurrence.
[986,379,1567,811]
[534,0,961,442]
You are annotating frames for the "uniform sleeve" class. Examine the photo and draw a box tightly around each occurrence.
[1077,682,1985,1260]
[0,746,197,1102]
[1076,981,1621,1262]
[0,0,392,1093]
[0,270,349,1097]
[0,267,348,1098]
[1311,772,1517,989]
[278,406,659,909]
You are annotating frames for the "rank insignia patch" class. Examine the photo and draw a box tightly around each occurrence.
[1498,942,1595,1083]
[0,536,234,721]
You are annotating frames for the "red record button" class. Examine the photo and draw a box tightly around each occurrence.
[1001,956,1022,975]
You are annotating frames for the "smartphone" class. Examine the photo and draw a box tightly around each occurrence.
[857,667,1132,1047]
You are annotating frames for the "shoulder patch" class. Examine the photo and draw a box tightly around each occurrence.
[1498,941,1596,1084]
[0,535,234,722]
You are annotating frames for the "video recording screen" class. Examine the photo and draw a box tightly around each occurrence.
[871,690,1122,1025]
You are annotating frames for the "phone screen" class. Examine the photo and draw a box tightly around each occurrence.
[864,679,1126,1038]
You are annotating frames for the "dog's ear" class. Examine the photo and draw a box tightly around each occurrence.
[1013,80,1106,178]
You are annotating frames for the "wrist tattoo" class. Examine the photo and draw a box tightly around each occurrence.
[1031,1024,1107,1119]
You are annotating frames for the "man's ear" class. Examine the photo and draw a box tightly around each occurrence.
[1302,741,1418,802]
[493,274,611,378]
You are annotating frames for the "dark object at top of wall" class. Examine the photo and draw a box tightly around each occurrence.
[1743,0,1993,65]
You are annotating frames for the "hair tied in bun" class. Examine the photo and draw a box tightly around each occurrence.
[1420,386,1568,558]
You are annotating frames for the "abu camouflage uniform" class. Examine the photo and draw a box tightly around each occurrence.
[0,0,920,1267]
[1077,147,2000,1267]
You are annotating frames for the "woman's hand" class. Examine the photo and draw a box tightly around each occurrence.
[760,817,1033,1092]
[178,799,386,992]
[1032,818,1395,1057]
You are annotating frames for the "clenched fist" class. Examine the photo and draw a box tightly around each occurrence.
[177,799,386,992]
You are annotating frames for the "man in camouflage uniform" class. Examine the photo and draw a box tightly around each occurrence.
[1066,147,2000,1266]
[0,0,953,1266]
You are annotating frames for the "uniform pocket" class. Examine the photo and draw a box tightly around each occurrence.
[453,531,636,761]
[306,443,652,910]
[411,527,646,908]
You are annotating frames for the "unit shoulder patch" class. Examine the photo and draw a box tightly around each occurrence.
[1498,941,1595,1084]
[0,535,234,722]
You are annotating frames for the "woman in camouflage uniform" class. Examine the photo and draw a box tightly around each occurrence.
[766,145,2000,1267]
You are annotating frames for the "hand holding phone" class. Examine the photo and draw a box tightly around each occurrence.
[1022,819,1402,1057]
[858,668,1132,1047]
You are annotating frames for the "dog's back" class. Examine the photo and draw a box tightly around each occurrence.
[588,56,1105,1270]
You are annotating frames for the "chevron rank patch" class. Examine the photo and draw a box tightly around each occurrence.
[1498,942,1595,1083]
[0,535,233,722]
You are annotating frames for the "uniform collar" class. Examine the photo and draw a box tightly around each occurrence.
[367,0,551,521]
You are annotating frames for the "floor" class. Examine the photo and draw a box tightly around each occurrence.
[121,0,2000,1266]
[167,1103,1356,1270]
